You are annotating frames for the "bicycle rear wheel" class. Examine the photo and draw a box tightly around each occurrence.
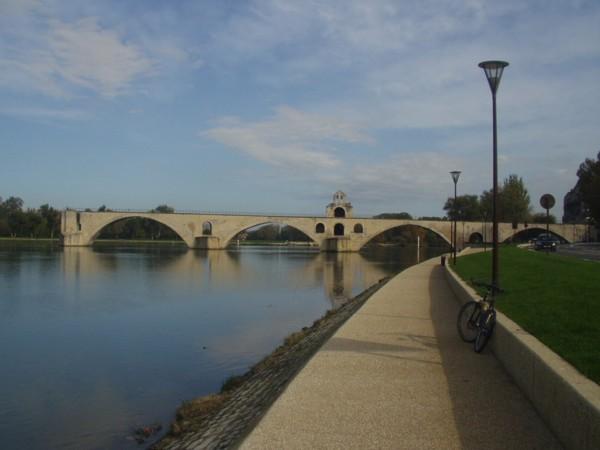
[474,309,496,353]
[457,301,481,343]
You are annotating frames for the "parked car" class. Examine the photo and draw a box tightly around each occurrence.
[533,234,559,251]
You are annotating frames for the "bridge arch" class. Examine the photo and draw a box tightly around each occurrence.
[503,227,569,244]
[222,220,318,248]
[359,223,451,251]
[468,232,483,244]
[87,214,189,245]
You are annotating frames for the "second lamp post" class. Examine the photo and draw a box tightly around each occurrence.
[450,170,461,264]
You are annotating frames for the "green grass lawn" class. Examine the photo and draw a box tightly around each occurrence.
[453,246,600,384]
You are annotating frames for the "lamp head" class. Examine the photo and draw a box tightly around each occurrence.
[478,60,509,94]
[450,171,461,184]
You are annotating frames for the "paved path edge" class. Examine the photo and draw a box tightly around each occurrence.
[445,263,600,450]
[154,277,391,449]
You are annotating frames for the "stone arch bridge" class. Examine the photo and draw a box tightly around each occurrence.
[60,210,587,252]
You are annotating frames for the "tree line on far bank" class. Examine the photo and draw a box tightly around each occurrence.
[0,196,61,238]
[438,153,600,229]
[375,174,555,225]
[442,174,556,225]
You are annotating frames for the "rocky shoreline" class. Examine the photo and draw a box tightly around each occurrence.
[151,277,390,450]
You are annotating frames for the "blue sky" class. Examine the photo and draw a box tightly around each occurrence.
[1,0,599,219]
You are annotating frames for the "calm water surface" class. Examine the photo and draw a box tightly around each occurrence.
[0,243,443,449]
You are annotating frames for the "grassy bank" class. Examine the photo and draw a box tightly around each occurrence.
[453,246,600,384]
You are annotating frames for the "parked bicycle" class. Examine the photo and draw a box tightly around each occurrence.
[457,281,500,353]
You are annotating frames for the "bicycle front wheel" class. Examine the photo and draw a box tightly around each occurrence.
[457,301,481,343]
[474,309,496,353]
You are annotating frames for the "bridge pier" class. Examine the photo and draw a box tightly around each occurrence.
[193,236,223,250]
[321,237,357,252]
[60,232,89,247]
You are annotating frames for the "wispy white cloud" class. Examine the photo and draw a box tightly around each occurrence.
[49,18,154,96]
[203,106,372,170]
[0,17,154,97]
[203,104,469,214]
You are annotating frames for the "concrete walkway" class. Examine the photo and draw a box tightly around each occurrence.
[240,257,562,449]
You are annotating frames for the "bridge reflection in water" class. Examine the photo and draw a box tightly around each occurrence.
[61,244,443,308]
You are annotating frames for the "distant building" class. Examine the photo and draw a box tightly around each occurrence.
[326,191,353,218]
[563,183,587,223]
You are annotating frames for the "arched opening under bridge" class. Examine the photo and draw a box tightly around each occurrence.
[227,222,315,248]
[468,232,484,244]
[504,227,568,244]
[360,224,451,261]
[93,216,185,244]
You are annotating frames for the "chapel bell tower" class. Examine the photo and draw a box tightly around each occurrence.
[326,191,353,218]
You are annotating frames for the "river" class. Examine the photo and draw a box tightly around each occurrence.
[0,242,444,449]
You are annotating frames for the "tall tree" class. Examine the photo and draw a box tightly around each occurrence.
[577,151,600,225]
[479,190,493,221]
[1,196,24,214]
[39,204,61,238]
[501,174,531,224]
[479,175,531,224]
[443,195,481,221]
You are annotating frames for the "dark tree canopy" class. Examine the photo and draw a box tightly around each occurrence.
[97,205,180,240]
[443,195,481,221]
[235,223,311,242]
[153,205,175,213]
[531,212,557,224]
[440,174,532,225]
[0,196,60,238]
[501,174,532,224]
[577,151,600,225]
[373,212,413,220]
[419,216,447,221]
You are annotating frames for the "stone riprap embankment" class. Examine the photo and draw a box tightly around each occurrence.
[153,278,389,450]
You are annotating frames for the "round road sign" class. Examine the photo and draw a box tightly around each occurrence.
[540,193,555,210]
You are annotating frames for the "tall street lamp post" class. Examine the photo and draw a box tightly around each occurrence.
[450,171,461,265]
[479,60,509,291]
